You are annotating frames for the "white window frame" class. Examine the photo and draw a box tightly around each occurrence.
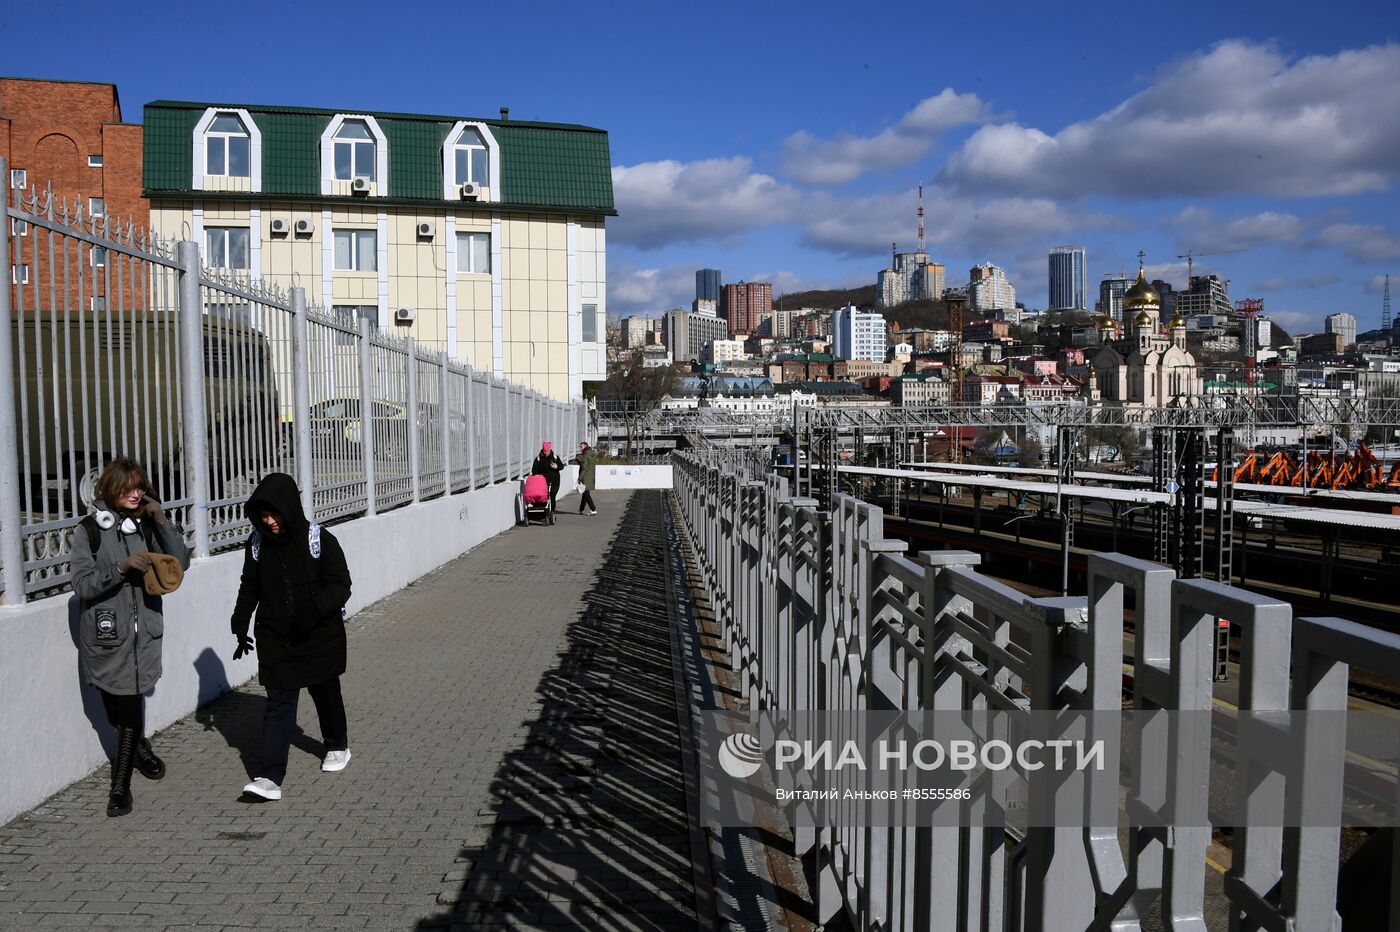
[9,168,25,190]
[10,218,27,237]
[205,226,251,270]
[440,120,500,200]
[320,115,388,196]
[192,108,263,192]
[91,245,107,268]
[88,197,105,218]
[12,265,29,285]
[88,154,103,168]
[332,229,377,272]
[331,121,377,182]
[455,231,491,274]
[203,114,252,180]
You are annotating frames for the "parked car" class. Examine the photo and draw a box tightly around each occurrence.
[293,397,410,461]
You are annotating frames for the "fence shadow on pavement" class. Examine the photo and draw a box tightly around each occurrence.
[418,491,702,931]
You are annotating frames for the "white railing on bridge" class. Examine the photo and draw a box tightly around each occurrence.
[0,163,585,602]
[673,448,1399,931]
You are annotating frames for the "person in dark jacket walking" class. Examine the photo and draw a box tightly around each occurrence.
[531,442,565,513]
[570,441,598,515]
[70,457,190,817]
[229,473,353,801]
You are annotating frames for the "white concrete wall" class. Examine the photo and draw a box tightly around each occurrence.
[593,464,673,490]
[0,475,571,824]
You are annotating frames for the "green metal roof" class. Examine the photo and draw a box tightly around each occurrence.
[143,100,614,214]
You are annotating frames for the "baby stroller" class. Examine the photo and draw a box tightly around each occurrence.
[522,474,554,526]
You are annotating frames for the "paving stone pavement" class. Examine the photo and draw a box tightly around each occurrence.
[0,490,701,931]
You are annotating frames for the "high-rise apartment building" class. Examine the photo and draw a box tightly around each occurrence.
[1325,312,1357,349]
[621,315,660,349]
[1048,246,1086,311]
[877,249,945,307]
[695,268,721,303]
[831,305,886,362]
[1097,274,1129,321]
[721,281,772,337]
[1172,275,1232,320]
[968,263,1016,312]
[1,78,145,311]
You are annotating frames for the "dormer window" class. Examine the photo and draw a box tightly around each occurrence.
[193,107,262,191]
[206,113,250,178]
[334,121,376,181]
[440,120,499,200]
[453,128,489,187]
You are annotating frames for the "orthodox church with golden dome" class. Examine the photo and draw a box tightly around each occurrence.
[1087,258,1203,407]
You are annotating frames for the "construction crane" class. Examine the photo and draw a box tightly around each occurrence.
[1176,247,1247,284]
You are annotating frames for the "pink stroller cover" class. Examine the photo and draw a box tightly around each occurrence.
[523,474,550,504]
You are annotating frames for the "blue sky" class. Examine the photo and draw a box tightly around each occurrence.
[8,0,1398,333]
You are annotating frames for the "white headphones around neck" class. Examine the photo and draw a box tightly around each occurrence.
[93,509,139,535]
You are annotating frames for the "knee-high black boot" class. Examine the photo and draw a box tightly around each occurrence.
[135,737,166,780]
[107,726,137,817]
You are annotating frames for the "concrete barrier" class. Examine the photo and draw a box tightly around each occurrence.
[592,464,674,490]
[0,472,573,824]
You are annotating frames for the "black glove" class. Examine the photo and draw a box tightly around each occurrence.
[233,635,255,660]
[141,496,167,526]
[118,552,153,575]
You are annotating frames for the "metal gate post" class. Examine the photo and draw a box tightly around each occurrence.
[464,366,476,490]
[485,376,495,485]
[177,240,212,559]
[406,337,420,503]
[440,354,451,496]
[357,318,377,517]
[289,287,315,521]
[0,158,28,601]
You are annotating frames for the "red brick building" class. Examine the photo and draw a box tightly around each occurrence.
[721,281,772,337]
[2,78,145,310]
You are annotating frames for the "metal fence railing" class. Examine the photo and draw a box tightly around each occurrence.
[0,161,585,602]
[672,448,1395,930]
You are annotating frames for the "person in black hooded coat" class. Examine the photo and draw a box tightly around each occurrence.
[229,473,353,800]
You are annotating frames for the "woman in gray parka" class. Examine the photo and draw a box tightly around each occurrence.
[69,457,190,817]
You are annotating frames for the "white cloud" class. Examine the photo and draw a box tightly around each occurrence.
[799,187,1122,261]
[1165,207,1307,260]
[1311,224,1400,262]
[607,262,696,316]
[1267,310,1318,333]
[780,89,994,185]
[610,157,803,248]
[940,41,1400,198]
[1253,274,1338,292]
[1365,274,1394,294]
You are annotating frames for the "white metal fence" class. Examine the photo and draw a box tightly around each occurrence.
[0,163,584,602]
[673,448,1397,931]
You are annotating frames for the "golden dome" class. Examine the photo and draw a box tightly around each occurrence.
[1099,314,1114,329]
[1170,312,1186,328]
[1135,310,1152,326]
[1123,268,1159,309]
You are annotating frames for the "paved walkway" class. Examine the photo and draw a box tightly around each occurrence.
[0,490,701,931]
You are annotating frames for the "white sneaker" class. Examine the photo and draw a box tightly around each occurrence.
[242,777,281,800]
[322,749,352,772]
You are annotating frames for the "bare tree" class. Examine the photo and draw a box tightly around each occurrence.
[604,360,679,460]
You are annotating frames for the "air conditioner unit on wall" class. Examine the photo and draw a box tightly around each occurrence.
[459,182,480,200]
[294,219,315,235]
[394,307,416,324]
[416,221,434,239]
[270,218,290,235]
[351,177,371,195]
